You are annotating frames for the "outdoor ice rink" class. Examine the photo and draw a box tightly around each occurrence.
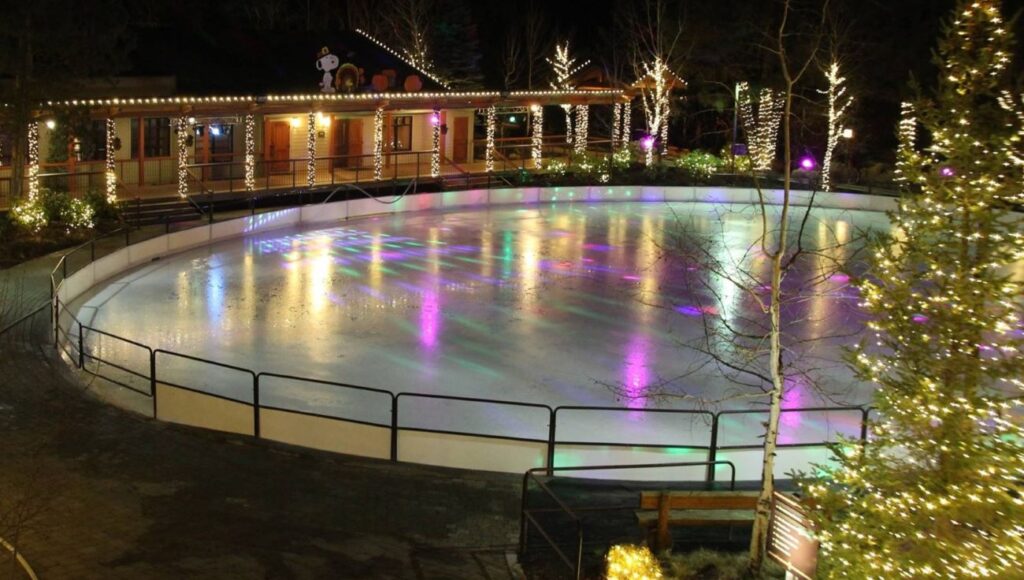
[70,201,892,476]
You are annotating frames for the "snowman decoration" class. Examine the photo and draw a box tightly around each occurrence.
[316,47,340,93]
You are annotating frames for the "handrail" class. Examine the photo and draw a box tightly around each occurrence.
[0,303,49,338]
[520,460,738,579]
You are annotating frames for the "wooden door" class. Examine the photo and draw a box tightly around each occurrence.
[453,116,469,163]
[266,121,291,174]
[331,118,348,170]
[348,120,363,167]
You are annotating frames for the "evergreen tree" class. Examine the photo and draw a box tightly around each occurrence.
[432,0,484,89]
[803,1,1024,577]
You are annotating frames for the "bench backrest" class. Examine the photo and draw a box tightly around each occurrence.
[640,491,759,511]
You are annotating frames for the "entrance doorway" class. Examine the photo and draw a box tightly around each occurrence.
[331,118,363,169]
[265,120,291,174]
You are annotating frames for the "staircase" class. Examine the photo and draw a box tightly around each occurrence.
[121,195,204,227]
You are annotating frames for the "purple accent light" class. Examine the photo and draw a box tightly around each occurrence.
[429,112,441,126]
[940,166,956,177]
[799,156,816,171]
[641,136,655,151]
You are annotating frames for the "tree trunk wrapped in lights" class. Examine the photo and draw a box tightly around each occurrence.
[639,56,673,167]
[803,2,1024,577]
[738,82,784,172]
[894,101,917,186]
[821,61,852,192]
[547,42,587,149]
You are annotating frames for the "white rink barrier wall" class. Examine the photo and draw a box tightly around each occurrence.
[55,186,890,481]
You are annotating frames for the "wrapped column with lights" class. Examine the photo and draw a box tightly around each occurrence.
[373,106,384,181]
[611,103,621,149]
[430,109,441,178]
[176,115,189,198]
[306,111,317,188]
[573,104,588,157]
[27,121,40,200]
[244,114,255,191]
[620,100,631,150]
[105,118,117,203]
[485,105,496,173]
[530,105,544,169]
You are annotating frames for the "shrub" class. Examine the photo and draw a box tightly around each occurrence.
[10,189,96,233]
[662,549,785,580]
[83,188,119,222]
[0,212,13,242]
[11,196,47,232]
[677,150,725,181]
[719,146,753,174]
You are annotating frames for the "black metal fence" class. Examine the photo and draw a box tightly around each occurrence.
[52,298,872,481]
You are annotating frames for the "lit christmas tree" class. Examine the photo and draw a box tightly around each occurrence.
[803,1,1024,577]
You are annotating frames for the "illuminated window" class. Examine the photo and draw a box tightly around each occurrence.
[391,116,412,152]
[130,117,171,158]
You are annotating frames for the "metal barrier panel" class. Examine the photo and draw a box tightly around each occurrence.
[155,351,255,404]
[715,407,864,480]
[256,373,394,459]
[260,408,391,459]
[155,382,254,436]
[552,408,713,480]
[80,326,153,396]
[396,394,550,473]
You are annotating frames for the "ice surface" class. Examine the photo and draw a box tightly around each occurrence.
[72,201,890,448]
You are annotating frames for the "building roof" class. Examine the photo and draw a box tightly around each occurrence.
[120,28,448,97]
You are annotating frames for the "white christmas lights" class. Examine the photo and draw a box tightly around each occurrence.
[611,103,621,149]
[548,42,589,148]
[531,104,544,169]
[895,101,917,184]
[307,111,317,188]
[354,28,447,89]
[485,105,496,173]
[27,120,39,200]
[573,104,589,156]
[737,82,784,172]
[821,61,853,192]
[373,107,384,181]
[244,113,255,191]
[639,57,675,166]
[176,115,189,198]
[105,118,117,203]
[431,109,441,178]
[621,100,631,151]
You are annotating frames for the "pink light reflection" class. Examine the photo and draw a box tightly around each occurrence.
[622,333,652,411]
[420,289,440,349]
[778,376,812,445]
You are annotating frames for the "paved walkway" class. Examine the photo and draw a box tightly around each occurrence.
[0,252,523,579]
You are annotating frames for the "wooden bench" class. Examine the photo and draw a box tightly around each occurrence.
[636,490,760,551]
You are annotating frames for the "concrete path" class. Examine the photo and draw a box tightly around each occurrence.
[0,343,522,579]
[1,249,523,579]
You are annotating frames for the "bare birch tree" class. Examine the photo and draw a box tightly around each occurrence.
[611,0,837,573]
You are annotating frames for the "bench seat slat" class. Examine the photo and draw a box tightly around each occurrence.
[636,509,755,527]
[639,491,759,510]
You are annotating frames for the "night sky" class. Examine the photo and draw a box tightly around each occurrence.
[6,0,1024,165]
